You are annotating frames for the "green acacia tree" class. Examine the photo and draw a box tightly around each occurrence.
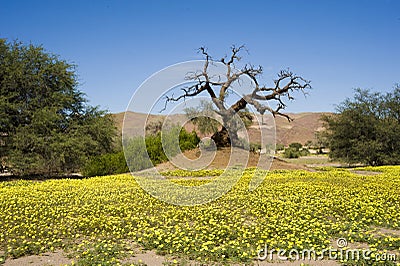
[322,86,400,166]
[0,39,116,176]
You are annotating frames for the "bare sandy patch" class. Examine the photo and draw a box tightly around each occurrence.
[4,250,71,266]
[371,227,400,237]
[350,170,382,176]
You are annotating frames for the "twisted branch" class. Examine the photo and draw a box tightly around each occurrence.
[163,46,311,122]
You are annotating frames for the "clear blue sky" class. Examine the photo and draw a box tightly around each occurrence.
[1,0,399,113]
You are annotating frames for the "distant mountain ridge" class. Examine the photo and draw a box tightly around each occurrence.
[113,111,330,146]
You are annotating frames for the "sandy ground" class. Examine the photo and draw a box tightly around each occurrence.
[3,250,71,266]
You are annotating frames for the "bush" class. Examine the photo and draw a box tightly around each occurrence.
[178,130,200,151]
[283,147,311,159]
[125,137,153,172]
[276,143,285,151]
[283,147,300,158]
[83,151,128,177]
[300,148,311,156]
[304,140,313,148]
[250,143,261,153]
[145,133,168,165]
[289,142,303,151]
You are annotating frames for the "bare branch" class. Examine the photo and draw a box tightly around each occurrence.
[251,70,311,105]
[243,95,293,122]
[163,46,311,124]
[160,82,207,112]
[218,47,255,101]
[198,47,211,82]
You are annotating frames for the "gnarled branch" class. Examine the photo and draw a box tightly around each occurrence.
[163,46,311,123]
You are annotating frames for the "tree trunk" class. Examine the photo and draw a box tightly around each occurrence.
[211,99,248,148]
[211,127,231,148]
[211,126,242,148]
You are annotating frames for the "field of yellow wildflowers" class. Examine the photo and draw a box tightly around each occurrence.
[1,167,400,265]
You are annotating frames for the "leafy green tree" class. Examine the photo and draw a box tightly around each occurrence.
[314,131,327,154]
[322,86,400,166]
[0,39,116,176]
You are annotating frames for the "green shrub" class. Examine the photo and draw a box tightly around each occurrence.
[178,130,200,151]
[283,147,300,158]
[276,143,285,151]
[83,151,129,177]
[289,142,303,151]
[300,148,311,156]
[282,147,311,159]
[145,133,168,165]
[304,140,313,148]
[250,143,261,153]
[125,137,153,171]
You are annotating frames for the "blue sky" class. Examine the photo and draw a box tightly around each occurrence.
[1,0,399,113]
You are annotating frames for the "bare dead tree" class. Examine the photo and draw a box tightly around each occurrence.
[163,46,311,147]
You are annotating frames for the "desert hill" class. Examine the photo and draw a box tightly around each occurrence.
[273,112,328,145]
